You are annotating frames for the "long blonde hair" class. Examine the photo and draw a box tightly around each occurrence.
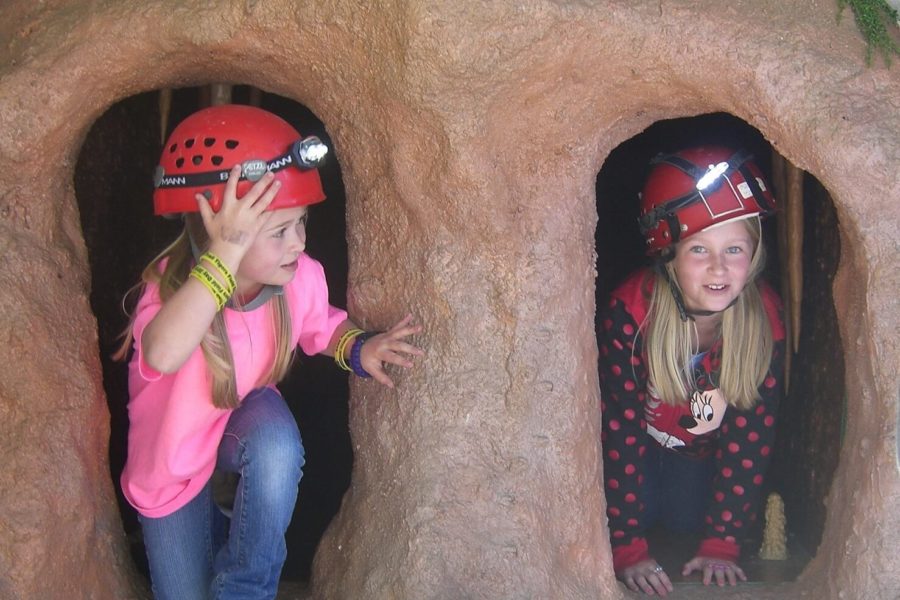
[643,218,772,410]
[115,215,294,409]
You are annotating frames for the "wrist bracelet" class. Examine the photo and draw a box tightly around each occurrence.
[334,328,363,371]
[190,264,230,310]
[200,251,236,293]
[350,332,378,378]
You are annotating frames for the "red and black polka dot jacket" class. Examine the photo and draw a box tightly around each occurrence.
[599,268,785,573]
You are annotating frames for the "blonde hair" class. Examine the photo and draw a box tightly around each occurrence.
[115,215,294,409]
[643,218,772,410]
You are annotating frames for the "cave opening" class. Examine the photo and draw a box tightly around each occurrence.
[73,86,353,586]
[71,93,851,594]
[594,111,845,585]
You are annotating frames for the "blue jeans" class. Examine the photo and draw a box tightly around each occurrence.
[641,441,715,533]
[139,387,305,600]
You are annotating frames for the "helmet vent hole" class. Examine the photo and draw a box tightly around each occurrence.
[192,155,203,166]
[175,158,185,168]
[225,140,239,149]
[204,137,215,147]
[211,156,224,166]
[185,138,195,149]
[168,143,178,153]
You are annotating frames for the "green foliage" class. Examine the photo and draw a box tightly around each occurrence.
[837,0,900,66]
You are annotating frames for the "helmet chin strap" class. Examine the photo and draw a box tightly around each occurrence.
[654,258,738,322]
[187,225,282,312]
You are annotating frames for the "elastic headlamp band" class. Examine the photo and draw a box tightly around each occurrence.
[153,136,328,190]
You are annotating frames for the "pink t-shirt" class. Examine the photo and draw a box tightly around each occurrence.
[120,253,347,518]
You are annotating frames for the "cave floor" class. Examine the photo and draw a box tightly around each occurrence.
[647,525,811,586]
[276,581,312,600]
[272,527,811,599]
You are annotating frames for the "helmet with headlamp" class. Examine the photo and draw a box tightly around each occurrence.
[153,104,328,216]
[638,146,776,256]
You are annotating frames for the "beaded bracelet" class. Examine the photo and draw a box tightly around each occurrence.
[190,264,230,310]
[334,328,364,371]
[349,331,377,378]
[200,251,236,292]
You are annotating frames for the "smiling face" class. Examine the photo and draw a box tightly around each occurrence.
[671,218,756,315]
[235,205,308,300]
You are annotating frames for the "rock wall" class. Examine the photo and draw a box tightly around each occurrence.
[0,1,897,598]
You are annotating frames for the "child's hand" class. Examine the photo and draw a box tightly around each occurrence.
[195,166,281,263]
[359,315,424,388]
[619,559,673,596]
[682,555,746,587]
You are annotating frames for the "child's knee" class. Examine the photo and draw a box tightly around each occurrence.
[251,421,305,478]
[237,389,304,472]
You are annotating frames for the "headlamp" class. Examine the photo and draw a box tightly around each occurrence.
[291,136,328,168]
[696,162,730,191]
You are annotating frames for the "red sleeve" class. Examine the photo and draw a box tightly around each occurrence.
[598,294,652,574]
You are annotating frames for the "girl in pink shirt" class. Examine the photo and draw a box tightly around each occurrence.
[117,105,423,600]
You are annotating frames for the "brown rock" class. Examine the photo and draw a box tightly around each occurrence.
[0,1,897,598]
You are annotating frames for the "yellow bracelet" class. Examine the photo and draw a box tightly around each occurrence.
[190,264,230,310]
[334,328,363,371]
[200,251,237,293]
[334,333,350,370]
[335,329,363,371]
[191,265,229,310]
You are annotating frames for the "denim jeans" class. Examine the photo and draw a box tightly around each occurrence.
[641,441,715,533]
[139,387,305,600]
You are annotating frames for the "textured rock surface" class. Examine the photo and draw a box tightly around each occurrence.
[0,1,897,598]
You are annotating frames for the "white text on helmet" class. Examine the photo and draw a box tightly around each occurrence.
[160,175,187,186]
[267,154,294,171]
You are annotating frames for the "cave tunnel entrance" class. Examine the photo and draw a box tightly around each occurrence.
[74,87,353,586]
[595,112,845,585]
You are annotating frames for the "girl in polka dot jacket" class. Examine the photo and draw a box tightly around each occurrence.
[599,147,784,596]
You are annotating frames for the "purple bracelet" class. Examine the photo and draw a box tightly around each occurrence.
[350,331,377,378]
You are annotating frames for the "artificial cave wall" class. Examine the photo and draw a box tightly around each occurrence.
[0,1,897,599]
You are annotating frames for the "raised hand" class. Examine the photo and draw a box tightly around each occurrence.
[141,167,282,374]
[195,166,281,264]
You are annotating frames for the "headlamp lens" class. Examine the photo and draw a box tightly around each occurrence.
[294,136,328,168]
[696,161,729,191]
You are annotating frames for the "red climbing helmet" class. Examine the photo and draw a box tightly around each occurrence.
[153,104,327,215]
[638,146,776,255]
